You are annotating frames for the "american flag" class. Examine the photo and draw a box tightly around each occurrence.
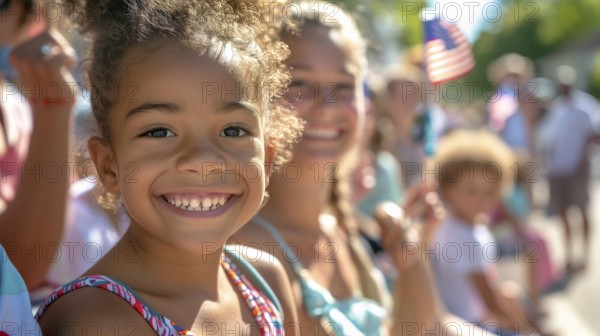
[423,18,475,85]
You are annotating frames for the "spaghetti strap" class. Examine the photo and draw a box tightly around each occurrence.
[250,216,387,336]
[252,216,303,273]
[223,245,284,320]
[221,252,284,336]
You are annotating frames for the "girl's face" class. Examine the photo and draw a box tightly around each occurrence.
[443,171,501,224]
[90,42,270,254]
[283,25,361,165]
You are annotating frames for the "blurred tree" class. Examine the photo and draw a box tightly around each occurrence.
[324,0,600,98]
[589,51,600,99]
[327,0,426,65]
[468,0,600,98]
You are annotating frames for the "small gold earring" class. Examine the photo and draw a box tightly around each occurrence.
[94,183,120,213]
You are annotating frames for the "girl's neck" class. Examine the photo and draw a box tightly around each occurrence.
[259,161,332,234]
[110,229,226,297]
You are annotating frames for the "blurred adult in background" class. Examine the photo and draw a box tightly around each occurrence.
[355,79,403,223]
[0,0,79,290]
[487,54,540,244]
[539,65,600,275]
[487,53,535,152]
[0,244,41,334]
[486,55,559,324]
[487,54,537,209]
[385,63,450,187]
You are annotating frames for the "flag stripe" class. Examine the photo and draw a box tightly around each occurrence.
[424,18,475,84]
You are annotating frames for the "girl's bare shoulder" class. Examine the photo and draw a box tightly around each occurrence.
[37,285,155,335]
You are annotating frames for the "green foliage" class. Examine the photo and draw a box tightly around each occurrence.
[468,0,600,98]
[588,51,600,99]
[320,0,600,98]
[327,0,426,49]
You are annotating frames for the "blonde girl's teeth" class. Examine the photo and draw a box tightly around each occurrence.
[175,198,182,206]
[202,199,212,208]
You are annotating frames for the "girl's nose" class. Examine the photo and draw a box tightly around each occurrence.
[175,139,225,176]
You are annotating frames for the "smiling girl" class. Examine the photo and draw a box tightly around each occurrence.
[230,2,459,335]
[35,0,302,335]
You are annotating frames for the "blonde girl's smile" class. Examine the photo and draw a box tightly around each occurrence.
[284,24,362,162]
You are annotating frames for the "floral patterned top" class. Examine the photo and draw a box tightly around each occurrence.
[35,253,284,335]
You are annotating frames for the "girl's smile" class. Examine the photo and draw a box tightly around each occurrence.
[90,41,271,252]
[303,125,345,141]
[157,193,238,218]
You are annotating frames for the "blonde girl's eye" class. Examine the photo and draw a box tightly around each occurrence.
[334,82,356,100]
[140,126,175,138]
[287,80,316,102]
[220,125,250,137]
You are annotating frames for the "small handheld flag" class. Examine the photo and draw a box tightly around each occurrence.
[423,18,475,85]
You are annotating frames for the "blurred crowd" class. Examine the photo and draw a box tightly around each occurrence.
[1,0,598,335]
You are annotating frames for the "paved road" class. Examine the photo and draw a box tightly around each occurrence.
[502,169,600,335]
[534,175,600,336]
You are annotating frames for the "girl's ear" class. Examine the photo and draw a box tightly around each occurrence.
[264,145,276,187]
[88,137,119,194]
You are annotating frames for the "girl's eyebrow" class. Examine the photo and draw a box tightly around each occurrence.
[126,102,180,119]
[219,101,259,117]
[289,64,353,77]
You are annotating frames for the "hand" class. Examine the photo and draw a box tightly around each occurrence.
[9,29,78,113]
[402,183,445,246]
[373,183,446,272]
[374,202,420,272]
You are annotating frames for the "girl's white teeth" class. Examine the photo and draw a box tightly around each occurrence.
[305,128,338,139]
[165,195,229,212]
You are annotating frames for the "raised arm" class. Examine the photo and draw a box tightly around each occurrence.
[0,29,77,289]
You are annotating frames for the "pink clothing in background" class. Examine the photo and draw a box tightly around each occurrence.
[0,81,32,211]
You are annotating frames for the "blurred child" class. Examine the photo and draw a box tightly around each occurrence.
[431,129,539,335]
[35,0,302,334]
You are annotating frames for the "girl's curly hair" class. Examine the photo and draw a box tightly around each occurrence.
[62,0,303,168]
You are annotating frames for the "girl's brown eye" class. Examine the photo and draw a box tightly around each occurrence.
[141,127,175,138]
[220,126,248,137]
